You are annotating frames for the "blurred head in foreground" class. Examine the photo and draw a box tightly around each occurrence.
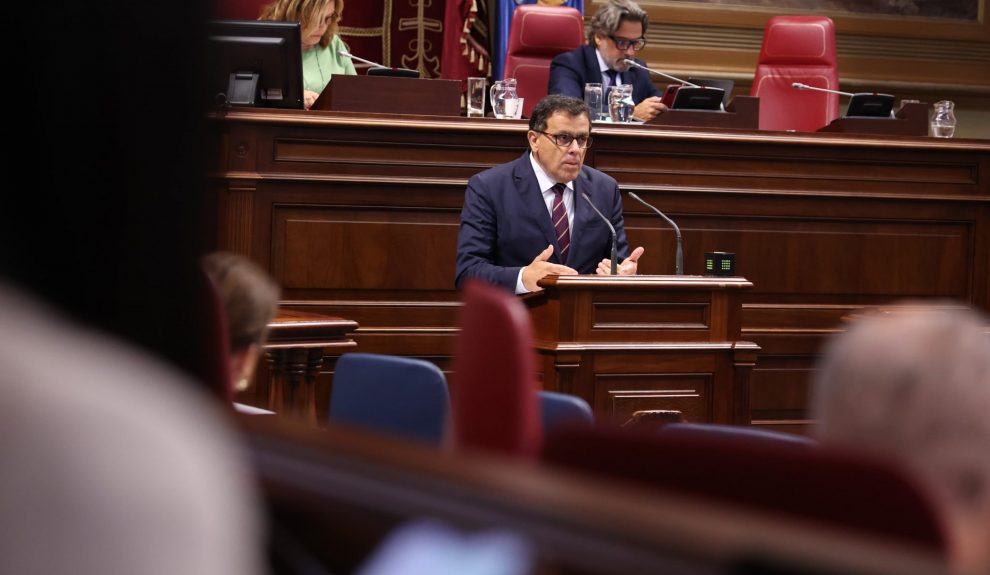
[812,303,990,572]
[202,251,281,392]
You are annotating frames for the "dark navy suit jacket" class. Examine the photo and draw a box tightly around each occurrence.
[548,45,661,105]
[455,152,630,291]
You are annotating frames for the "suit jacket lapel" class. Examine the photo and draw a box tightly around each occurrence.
[570,169,597,265]
[513,153,559,258]
[582,45,600,86]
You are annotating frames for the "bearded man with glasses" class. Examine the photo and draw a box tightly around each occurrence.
[455,95,645,293]
[548,0,667,122]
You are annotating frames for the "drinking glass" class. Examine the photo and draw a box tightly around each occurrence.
[466,77,486,117]
[608,84,634,123]
[504,97,524,119]
[584,83,603,121]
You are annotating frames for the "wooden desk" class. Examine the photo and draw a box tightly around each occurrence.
[209,109,990,431]
[263,309,358,425]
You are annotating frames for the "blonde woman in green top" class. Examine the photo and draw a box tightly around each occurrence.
[259,0,356,109]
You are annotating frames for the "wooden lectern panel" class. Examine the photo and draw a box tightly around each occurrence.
[313,75,461,116]
[525,275,759,425]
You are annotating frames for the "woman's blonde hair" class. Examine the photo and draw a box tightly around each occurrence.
[259,0,344,49]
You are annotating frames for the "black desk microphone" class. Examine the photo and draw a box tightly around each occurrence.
[627,191,683,275]
[580,191,617,275]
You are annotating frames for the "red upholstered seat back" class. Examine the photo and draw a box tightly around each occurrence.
[504,5,585,118]
[751,16,840,132]
[543,424,949,553]
[451,281,542,459]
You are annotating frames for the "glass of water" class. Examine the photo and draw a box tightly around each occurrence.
[584,83,603,121]
[466,77,486,117]
[608,84,634,123]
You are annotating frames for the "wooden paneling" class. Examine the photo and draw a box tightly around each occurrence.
[209,109,990,427]
[598,373,713,423]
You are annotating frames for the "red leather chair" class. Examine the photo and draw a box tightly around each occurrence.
[504,5,585,118]
[451,281,542,459]
[751,16,840,132]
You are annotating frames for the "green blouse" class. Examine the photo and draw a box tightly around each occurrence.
[302,35,357,94]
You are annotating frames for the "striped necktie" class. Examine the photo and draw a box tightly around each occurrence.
[551,183,570,265]
[605,69,620,90]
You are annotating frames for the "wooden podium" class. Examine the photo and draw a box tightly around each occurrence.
[524,275,759,425]
[312,75,461,116]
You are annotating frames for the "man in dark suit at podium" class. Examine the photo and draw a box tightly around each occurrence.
[548,0,667,122]
[455,95,645,293]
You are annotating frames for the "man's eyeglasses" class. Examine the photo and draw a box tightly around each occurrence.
[609,35,646,51]
[538,131,593,149]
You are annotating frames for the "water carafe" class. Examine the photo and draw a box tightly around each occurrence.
[931,100,956,138]
[490,78,518,119]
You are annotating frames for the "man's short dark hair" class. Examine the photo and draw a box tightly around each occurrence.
[529,95,591,133]
[588,0,649,46]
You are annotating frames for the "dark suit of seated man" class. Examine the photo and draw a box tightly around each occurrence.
[455,95,645,293]
[548,0,666,122]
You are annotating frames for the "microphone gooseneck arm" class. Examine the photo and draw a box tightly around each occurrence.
[339,49,386,69]
[623,59,698,88]
[628,191,683,276]
[580,191,617,276]
[791,82,854,97]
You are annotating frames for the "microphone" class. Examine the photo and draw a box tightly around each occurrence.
[627,191,683,276]
[623,59,699,87]
[339,49,418,76]
[792,83,896,118]
[580,191,617,275]
[339,49,386,69]
[791,82,854,97]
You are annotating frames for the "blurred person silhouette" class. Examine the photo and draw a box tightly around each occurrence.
[0,283,265,575]
[259,0,356,109]
[1,2,266,573]
[202,251,281,395]
[812,303,990,573]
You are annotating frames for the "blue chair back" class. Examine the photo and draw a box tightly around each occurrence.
[330,353,450,446]
[538,391,593,432]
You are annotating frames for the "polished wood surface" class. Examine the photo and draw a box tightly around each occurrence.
[209,108,990,430]
[262,309,358,425]
[314,75,461,116]
[526,275,758,424]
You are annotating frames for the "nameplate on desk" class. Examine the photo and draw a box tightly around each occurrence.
[312,75,461,117]
[649,96,759,130]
